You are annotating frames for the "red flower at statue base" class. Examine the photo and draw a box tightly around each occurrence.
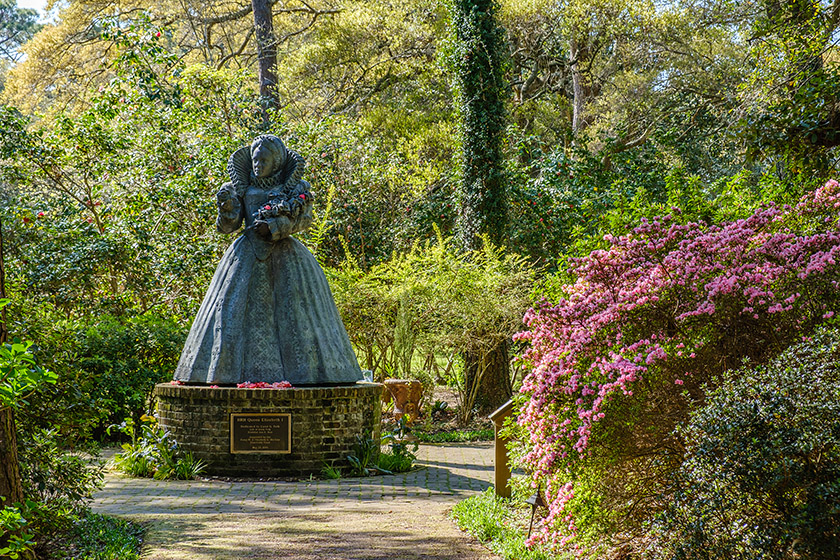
[236,381,293,389]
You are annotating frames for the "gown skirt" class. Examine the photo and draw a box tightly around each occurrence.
[174,234,362,386]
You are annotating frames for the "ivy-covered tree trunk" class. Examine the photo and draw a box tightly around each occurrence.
[452,0,512,414]
[452,0,508,250]
[0,215,6,343]
[251,0,279,119]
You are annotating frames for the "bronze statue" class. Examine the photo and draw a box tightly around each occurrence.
[174,135,362,385]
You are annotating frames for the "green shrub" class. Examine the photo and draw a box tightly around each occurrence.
[75,315,186,431]
[329,232,536,424]
[0,505,35,560]
[321,463,342,479]
[655,327,840,559]
[376,451,415,473]
[19,429,104,514]
[60,514,144,560]
[109,415,205,480]
[377,437,418,474]
[346,432,379,477]
[10,307,186,443]
[34,513,144,560]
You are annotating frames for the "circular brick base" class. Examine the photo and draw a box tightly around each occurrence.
[154,382,382,477]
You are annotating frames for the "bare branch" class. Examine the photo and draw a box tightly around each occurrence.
[216,28,254,69]
[600,120,658,170]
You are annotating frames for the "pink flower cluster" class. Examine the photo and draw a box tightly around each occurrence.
[236,381,293,389]
[516,180,840,547]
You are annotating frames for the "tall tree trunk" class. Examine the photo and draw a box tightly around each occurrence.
[0,216,22,507]
[570,37,585,138]
[251,0,279,120]
[0,215,7,344]
[452,0,508,250]
[0,407,23,505]
[464,344,511,415]
[452,0,512,417]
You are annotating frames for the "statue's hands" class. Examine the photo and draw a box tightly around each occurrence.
[254,220,272,240]
[216,188,234,212]
[270,215,293,241]
[253,216,293,241]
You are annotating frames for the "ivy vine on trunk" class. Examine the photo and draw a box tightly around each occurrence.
[451,0,511,413]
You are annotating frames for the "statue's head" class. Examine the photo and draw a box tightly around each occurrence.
[250,135,288,178]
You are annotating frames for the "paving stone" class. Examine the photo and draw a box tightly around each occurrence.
[91,442,499,560]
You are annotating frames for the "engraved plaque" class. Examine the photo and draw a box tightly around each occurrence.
[230,413,291,454]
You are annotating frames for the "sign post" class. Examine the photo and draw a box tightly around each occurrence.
[488,399,514,499]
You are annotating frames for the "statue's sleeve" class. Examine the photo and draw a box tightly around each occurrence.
[216,182,243,234]
[289,180,313,235]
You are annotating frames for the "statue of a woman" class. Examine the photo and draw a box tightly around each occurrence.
[174,135,362,386]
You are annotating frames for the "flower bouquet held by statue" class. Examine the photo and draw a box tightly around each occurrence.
[174,134,362,386]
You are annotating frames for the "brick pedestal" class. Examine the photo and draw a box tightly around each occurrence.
[154,382,382,477]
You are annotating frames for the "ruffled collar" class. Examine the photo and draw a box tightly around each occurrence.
[250,167,293,191]
[228,146,306,198]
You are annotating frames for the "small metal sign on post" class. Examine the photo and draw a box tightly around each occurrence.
[488,399,515,499]
[526,483,547,537]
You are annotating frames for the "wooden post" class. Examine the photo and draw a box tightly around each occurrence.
[488,399,514,499]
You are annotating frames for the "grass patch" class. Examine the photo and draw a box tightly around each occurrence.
[451,489,559,560]
[415,429,494,443]
[376,450,415,473]
[41,513,144,560]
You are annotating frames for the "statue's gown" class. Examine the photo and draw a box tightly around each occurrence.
[174,166,361,386]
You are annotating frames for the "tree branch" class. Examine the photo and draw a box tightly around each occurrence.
[194,0,340,25]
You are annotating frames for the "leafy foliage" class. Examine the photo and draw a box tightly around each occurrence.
[0,0,39,64]
[330,232,536,423]
[0,338,56,410]
[19,430,103,515]
[655,327,840,559]
[109,415,206,480]
[49,513,144,560]
[414,428,493,443]
[378,416,419,473]
[735,0,840,172]
[6,307,185,443]
[346,432,380,477]
[0,504,34,560]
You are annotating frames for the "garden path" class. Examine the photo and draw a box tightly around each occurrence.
[91,442,499,560]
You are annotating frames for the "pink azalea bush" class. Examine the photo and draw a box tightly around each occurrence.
[515,180,840,552]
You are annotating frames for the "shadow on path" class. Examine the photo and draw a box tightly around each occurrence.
[92,443,498,560]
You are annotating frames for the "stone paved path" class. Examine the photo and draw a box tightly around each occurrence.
[91,443,499,560]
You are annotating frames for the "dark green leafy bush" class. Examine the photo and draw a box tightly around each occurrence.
[109,416,205,480]
[19,429,103,514]
[346,432,380,477]
[655,327,840,559]
[75,315,185,430]
[13,309,186,441]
